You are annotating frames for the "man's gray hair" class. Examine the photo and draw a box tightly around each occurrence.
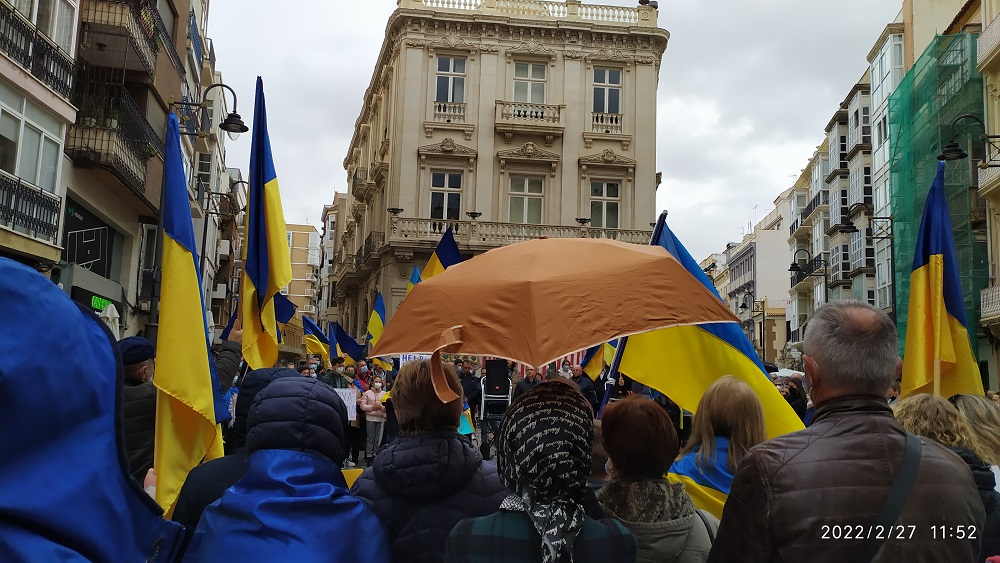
[803,300,897,395]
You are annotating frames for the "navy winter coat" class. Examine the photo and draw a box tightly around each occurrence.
[351,431,508,563]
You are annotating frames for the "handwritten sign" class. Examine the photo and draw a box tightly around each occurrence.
[399,353,431,366]
[334,388,358,421]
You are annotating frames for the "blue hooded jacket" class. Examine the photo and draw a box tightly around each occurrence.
[0,258,187,561]
[191,378,391,562]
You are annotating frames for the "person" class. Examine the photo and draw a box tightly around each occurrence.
[459,359,482,419]
[668,376,766,520]
[598,395,716,562]
[886,381,901,405]
[893,394,1000,562]
[190,378,391,562]
[172,367,298,529]
[785,376,807,421]
[950,393,1000,467]
[990,390,1000,407]
[707,300,985,563]
[319,356,346,387]
[446,381,636,562]
[559,359,573,379]
[584,419,610,520]
[341,364,364,468]
[513,366,543,399]
[360,375,388,464]
[0,257,186,560]
[352,359,507,562]
[298,365,311,376]
[118,336,157,482]
[357,359,371,387]
[507,360,521,385]
[571,364,601,414]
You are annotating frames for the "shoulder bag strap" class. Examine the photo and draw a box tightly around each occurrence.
[852,432,923,563]
[696,509,716,544]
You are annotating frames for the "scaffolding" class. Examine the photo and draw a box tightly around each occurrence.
[889,33,989,356]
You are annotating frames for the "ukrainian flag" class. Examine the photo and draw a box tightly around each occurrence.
[240,77,293,369]
[367,292,392,371]
[423,227,463,280]
[327,322,353,366]
[407,265,422,295]
[302,316,331,364]
[902,161,985,398]
[153,113,224,516]
[333,321,366,363]
[615,212,802,440]
[581,344,604,379]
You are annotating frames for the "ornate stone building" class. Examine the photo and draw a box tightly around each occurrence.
[333,0,669,339]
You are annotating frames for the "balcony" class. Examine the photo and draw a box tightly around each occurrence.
[210,283,226,300]
[78,0,160,77]
[592,112,622,134]
[187,9,203,64]
[971,193,988,228]
[0,169,62,246]
[978,11,1000,71]
[790,255,827,290]
[432,102,466,123]
[389,217,651,246]
[799,190,829,225]
[300,305,317,315]
[0,1,75,99]
[65,86,165,197]
[217,239,231,261]
[404,0,656,28]
[495,100,565,145]
[981,285,1000,325]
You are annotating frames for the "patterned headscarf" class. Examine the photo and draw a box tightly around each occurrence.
[497,380,595,563]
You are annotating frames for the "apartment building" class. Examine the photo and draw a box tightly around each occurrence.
[282,222,321,361]
[332,0,669,339]
[0,1,77,271]
[787,139,831,344]
[319,192,348,329]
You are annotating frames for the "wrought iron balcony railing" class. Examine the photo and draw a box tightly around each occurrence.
[0,1,74,98]
[0,169,61,245]
[187,8,203,63]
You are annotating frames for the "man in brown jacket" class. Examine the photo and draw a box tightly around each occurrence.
[707,300,985,563]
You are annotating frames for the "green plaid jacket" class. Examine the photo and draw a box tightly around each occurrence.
[445,509,637,562]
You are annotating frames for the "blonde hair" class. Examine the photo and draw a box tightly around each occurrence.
[892,394,982,455]
[950,394,1000,466]
[679,375,766,473]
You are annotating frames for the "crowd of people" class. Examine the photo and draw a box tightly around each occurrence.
[3,256,1000,562]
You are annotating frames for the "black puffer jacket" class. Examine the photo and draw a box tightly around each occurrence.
[951,447,1000,562]
[351,432,508,563]
[121,377,155,481]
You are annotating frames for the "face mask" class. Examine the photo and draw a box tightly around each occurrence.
[335,367,345,375]
[310,373,317,379]
[562,366,571,372]
[374,383,383,390]
[360,366,369,374]
[308,365,316,370]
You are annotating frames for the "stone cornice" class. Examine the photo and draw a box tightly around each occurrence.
[497,142,560,176]
[578,148,636,181]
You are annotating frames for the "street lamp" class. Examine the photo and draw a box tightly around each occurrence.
[937,113,1000,168]
[739,290,767,363]
[466,211,482,220]
[789,248,829,303]
[575,217,592,226]
[387,207,404,216]
[839,202,896,317]
[146,82,244,347]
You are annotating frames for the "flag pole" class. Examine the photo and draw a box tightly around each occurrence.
[933,358,941,397]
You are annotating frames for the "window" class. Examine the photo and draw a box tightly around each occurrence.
[435,56,466,103]
[430,171,462,221]
[509,176,543,224]
[286,232,292,247]
[11,0,78,54]
[593,68,622,114]
[0,82,62,191]
[590,180,620,229]
[513,63,545,104]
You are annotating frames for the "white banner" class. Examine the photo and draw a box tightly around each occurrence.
[399,353,431,366]
[334,388,358,421]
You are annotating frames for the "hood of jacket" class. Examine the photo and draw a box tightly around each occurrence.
[246,378,349,464]
[597,479,705,560]
[229,367,299,450]
[192,449,391,562]
[373,432,484,500]
[0,258,184,562]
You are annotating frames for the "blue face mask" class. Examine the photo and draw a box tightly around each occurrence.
[360,366,369,375]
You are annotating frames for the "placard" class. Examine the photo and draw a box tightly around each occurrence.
[399,353,431,366]
[334,388,358,421]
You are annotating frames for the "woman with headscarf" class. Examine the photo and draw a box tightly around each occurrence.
[446,380,637,563]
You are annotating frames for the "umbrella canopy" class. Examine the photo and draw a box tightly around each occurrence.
[371,237,738,368]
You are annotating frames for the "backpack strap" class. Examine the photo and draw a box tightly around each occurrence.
[696,509,716,544]
[852,432,923,563]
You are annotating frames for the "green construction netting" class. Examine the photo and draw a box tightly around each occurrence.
[888,32,989,357]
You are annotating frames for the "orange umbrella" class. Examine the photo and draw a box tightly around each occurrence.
[371,238,738,370]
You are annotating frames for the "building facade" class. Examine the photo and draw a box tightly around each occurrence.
[981,0,1000,391]
[333,0,669,339]
[0,0,78,271]
[283,222,321,361]
[320,192,348,329]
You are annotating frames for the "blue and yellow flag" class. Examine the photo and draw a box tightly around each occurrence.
[327,322,354,366]
[302,316,331,364]
[580,344,604,379]
[902,161,984,398]
[333,321,366,363]
[407,265,422,295]
[241,77,293,369]
[366,292,392,370]
[153,113,224,516]
[613,212,803,440]
[423,227,463,280]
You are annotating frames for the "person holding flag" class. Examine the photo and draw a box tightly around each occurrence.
[902,161,985,398]
[152,113,225,517]
[240,77,293,370]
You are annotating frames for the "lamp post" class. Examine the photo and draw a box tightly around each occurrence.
[145,83,247,347]
[839,202,896,318]
[936,113,1000,168]
[789,248,829,303]
[739,290,767,363]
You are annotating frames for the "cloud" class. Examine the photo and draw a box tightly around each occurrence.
[208,0,901,256]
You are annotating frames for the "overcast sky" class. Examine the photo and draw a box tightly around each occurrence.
[209,0,902,260]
